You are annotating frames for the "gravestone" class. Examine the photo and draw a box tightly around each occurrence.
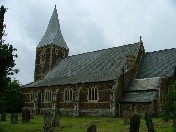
[44,111,53,126]
[144,113,155,132]
[42,111,53,132]
[52,116,60,127]
[22,108,30,123]
[129,111,140,132]
[52,112,60,127]
[1,112,6,121]
[123,109,129,125]
[11,113,18,124]
[87,124,96,132]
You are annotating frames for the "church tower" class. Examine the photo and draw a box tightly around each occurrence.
[34,5,69,81]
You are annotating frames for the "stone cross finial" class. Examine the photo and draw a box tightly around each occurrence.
[140,36,142,43]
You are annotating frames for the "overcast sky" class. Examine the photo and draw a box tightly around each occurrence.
[1,0,176,85]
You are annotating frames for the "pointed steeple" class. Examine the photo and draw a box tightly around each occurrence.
[37,5,68,49]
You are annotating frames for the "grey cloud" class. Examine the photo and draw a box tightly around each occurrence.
[1,0,176,84]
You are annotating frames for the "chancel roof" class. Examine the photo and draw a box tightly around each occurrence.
[37,6,68,49]
[136,48,176,79]
[26,43,140,87]
[119,91,157,103]
[126,77,161,92]
[119,77,160,103]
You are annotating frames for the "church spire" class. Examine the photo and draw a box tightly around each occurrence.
[37,5,68,49]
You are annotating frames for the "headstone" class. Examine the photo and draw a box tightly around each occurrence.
[123,109,129,125]
[11,113,18,124]
[129,111,140,132]
[51,115,60,127]
[44,111,53,126]
[1,112,6,121]
[30,113,34,119]
[53,111,60,127]
[144,113,155,132]
[42,111,53,132]
[87,124,96,132]
[22,108,30,123]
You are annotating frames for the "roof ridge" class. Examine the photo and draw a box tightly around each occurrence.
[146,48,176,54]
[67,42,139,58]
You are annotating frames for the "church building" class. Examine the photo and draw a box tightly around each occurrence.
[22,6,176,117]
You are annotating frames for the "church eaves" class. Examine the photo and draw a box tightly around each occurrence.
[37,5,68,49]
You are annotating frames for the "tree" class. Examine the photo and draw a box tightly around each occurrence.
[0,5,19,113]
[162,80,176,131]
[0,5,18,92]
[5,80,22,113]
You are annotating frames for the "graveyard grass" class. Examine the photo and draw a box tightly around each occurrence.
[0,114,173,132]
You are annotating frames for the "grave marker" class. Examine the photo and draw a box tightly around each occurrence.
[144,113,155,132]
[129,111,140,132]
[0,112,6,121]
[22,108,30,123]
[87,124,96,132]
[11,113,18,124]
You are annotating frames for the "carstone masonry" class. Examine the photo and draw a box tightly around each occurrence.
[22,5,176,117]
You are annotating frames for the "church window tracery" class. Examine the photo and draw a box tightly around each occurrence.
[40,51,46,64]
[44,90,57,102]
[64,88,73,101]
[88,87,99,102]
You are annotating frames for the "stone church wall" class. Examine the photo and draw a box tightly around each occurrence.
[21,80,117,116]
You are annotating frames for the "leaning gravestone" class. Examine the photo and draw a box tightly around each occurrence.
[129,111,140,132]
[11,113,18,124]
[1,112,6,121]
[144,113,155,132]
[87,124,96,132]
[22,108,30,123]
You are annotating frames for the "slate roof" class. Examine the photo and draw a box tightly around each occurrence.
[126,77,161,92]
[37,6,68,49]
[136,48,176,79]
[119,91,157,103]
[25,43,140,87]
[119,77,160,103]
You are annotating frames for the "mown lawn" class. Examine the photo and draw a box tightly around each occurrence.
[0,114,173,132]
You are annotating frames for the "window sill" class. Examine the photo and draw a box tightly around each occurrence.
[88,100,98,103]
[65,100,73,103]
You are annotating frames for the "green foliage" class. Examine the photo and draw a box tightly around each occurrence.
[162,81,176,122]
[0,5,19,92]
[0,42,19,91]
[0,80,22,113]
[5,80,22,113]
[0,5,20,114]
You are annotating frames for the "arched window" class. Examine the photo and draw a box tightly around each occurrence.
[44,90,55,101]
[40,51,46,64]
[88,87,98,101]
[64,89,73,101]
[30,92,35,101]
